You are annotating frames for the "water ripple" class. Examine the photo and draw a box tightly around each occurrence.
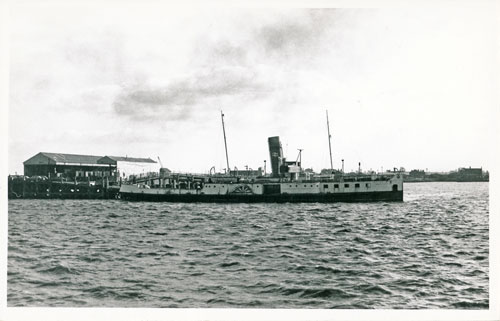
[7,182,489,308]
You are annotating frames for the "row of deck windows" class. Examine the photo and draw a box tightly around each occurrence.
[324,183,371,188]
[203,183,373,189]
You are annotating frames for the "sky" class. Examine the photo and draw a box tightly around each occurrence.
[5,1,500,175]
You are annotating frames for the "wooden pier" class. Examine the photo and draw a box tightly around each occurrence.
[7,176,119,199]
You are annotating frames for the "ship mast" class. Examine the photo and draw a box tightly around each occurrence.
[221,110,230,175]
[326,110,334,173]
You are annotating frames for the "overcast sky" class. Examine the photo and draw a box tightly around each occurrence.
[6,1,499,174]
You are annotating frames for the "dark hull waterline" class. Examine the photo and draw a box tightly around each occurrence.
[119,190,404,203]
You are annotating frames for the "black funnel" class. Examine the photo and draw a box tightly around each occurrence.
[268,136,283,178]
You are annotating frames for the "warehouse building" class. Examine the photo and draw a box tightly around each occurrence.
[23,152,159,182]
[23,152,110,180]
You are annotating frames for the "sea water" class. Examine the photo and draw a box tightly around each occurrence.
[7,182,489,308]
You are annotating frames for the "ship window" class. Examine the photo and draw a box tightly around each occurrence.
[290,185,292,187]
[311,185,313,187]
[334,184,339,188]
[324,184,328,188]
[304,185,307,187]
[355,183,360,188]
[366,183,371,188]
[344,184,349,188]
[296,185,298,187]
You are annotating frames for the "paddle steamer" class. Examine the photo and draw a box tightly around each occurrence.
[119,112,403,203]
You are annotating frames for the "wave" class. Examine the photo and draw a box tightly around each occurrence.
[35,280,70,288]
[464,269,485,277]
[452,300,488,309]
[219,261,240,268]
[8,184,489,308]
[463,287,486,294]
[391,278,428,288]
[150,231,168,236]
[206,297,229,304]
[356,284,393,295]
[79,255,102,263]
[39,264,79,275]
[353,236,370,244]
[135,251,160,258]
[279,287,357,299]
[313,265,364,276]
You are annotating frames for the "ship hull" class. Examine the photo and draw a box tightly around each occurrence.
[119,190,403,203]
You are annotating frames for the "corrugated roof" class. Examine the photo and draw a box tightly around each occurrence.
[98,156,157,164]
[24,152,157,165]
[38,152,103,164]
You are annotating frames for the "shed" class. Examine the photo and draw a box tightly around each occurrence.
[23,152,112,179]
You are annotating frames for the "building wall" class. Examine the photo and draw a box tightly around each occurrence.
[24,164,115,180]
[117,161,161,179]
[24,164,54,176]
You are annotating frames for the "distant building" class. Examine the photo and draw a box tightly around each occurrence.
[409,169,426,178]
[23,152,159,181]
[456,167,484,181]
[403,166,488,182]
